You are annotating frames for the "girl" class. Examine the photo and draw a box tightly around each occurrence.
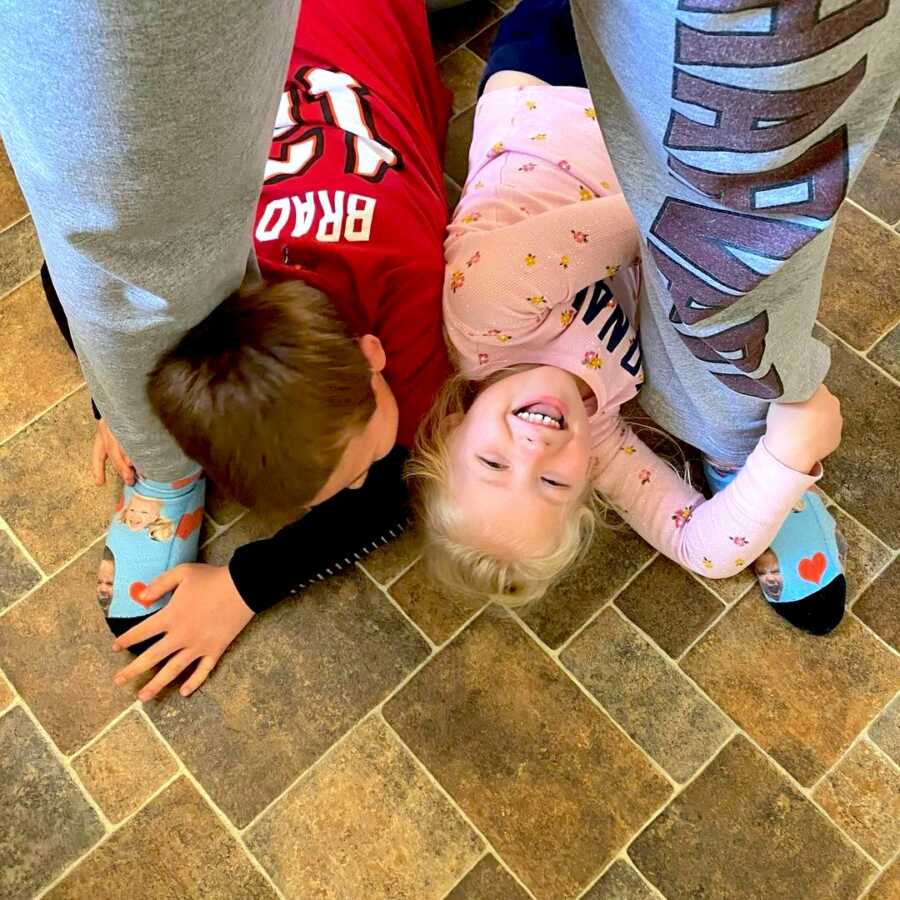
[410,4,842,624]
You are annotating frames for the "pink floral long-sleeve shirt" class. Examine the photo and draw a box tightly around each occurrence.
[443,84,818,579]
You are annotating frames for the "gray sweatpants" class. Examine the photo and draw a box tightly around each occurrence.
[574,0,900,463]
[0,0,299,479]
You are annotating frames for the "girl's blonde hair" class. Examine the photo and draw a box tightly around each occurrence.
[407,370,598,608]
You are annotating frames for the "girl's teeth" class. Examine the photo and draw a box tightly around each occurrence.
[516,410,561,428]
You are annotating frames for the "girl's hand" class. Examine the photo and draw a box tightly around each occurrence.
[764,384,843,473]
[93,419,136,486]
[111,563,254,701]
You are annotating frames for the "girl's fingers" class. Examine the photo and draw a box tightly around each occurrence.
[113,632,174,681]
[180,656,217,697]
[112,609,170,652]
[138,649,197,702]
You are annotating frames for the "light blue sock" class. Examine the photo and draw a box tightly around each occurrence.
[703,459,845,635]
[100,474,206,619]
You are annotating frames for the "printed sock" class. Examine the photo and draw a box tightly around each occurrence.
[703,459,845,635]
[97,473,206,649]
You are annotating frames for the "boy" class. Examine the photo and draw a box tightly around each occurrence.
[47,0,452,697]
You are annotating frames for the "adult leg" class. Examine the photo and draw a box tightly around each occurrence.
[0,0,299,632]
[571,0,900,631]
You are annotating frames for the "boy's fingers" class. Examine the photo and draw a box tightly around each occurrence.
[113,635,175,684]
[140,567,187,605]
[92,435,106,486]
[112,610,169,651]
[180,657,217,697]
[138,649,196,702]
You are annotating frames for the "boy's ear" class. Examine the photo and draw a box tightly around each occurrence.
[358,334,386,372]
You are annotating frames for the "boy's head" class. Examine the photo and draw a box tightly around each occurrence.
[408,367,597,606]
[753,548,783,601]
[148,281,398,512]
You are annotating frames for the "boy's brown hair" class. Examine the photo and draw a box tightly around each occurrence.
[148,280,375,512]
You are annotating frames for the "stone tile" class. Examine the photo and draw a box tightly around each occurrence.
[703,567,756,605]
[467,18,501,61]
[72,711,177,824]
[867,859,900,900]
[0,672,13,711]
[445,106,476,187]
[818,328,900,547]
[430,0,502,60]
[0,389,115,572]
[813,739,900,864]
[0,707,104,900]
[681,594,900,786]
[145,570,428,828]
[439,48,486,115]
[819,204,900,350]
[361,525,421,584]
[613,556,724,658]
[850,100,900,225]
[389,560,483,645]
[831,507,893,602]
[384,608,671,899]
[869,694,900,766]
[0,277,83,443]
[519,521,656,650]
[247,717,482,899]
[446,856,530,900]
[0,548,141,754]
[199,511,275,567]
[869,323,900,380]
[0,140,28,230]
[854,558,900,652]
[562,608,732,782]
[0,215,42,299]
[0,529,40,611]
[629,736,874,900]
[46,777,275,900]
[583,860,657,900]
[204,479,245,527]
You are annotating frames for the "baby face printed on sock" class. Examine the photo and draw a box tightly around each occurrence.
[753,548,783,602]
[116,492,174,541]
[97,547,115,614]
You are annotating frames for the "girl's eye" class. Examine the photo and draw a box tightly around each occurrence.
[477,456,507,470]
[541,477,571,489]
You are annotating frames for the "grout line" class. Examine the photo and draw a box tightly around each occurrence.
[676,592,737,663]
[0,511,46,580]
[0,209,31,237]
[817,319,900,392]
[861,846,899,899]
[0,533,105,621]
[439,850,491,899]
[357,562,437,652]
[0,263,42,306]
[624,852,668,899]
[554,552,659,657]
[0,381,86,449]
[33,768,183,900]
[849,606,900,661]
[68,702,142,763]
[509,610,680,792]
[845,197,900,239]
[435,12,503,64]
[136,706,288,900]
[382,713,539,900]
[13,700,113,835]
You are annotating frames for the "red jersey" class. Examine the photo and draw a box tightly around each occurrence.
[253,0,452,448]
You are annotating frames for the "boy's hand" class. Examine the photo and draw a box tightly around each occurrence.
[764,384,843,474]
[94,419,136,486]
[111,563,254,701]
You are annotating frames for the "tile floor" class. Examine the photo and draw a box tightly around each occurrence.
[1,5,899,899]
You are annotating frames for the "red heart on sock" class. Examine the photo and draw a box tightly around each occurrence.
[798,552,827,584]
[175,507,204,540]
[129,581,155,607]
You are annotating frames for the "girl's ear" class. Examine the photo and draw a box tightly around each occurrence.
[358,334,386,372]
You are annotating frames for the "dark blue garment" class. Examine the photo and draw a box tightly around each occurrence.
[480,0,588,94]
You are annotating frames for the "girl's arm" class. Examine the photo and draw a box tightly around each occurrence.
[591,419,819,579]
[443,195,639,343]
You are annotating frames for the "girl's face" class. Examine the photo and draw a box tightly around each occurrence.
[124,496,161,531]
[447,366,593,558]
